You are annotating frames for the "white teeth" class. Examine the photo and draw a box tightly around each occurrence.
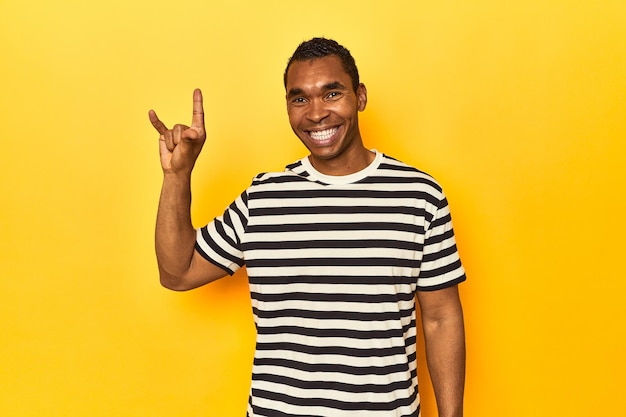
[309,127,338,141]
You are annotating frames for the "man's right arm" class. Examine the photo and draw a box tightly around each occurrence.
[150,89,228,290]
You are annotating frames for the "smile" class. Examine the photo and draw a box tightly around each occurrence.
[309,127,338,141]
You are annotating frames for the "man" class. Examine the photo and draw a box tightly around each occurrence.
[149,38,466,417]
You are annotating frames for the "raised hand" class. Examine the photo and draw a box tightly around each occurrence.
[149,89,206,175]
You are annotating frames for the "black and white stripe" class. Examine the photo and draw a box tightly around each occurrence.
[196,151,465,416]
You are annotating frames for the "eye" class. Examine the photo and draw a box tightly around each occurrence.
[326,91,342,100]
[290,97,307,106]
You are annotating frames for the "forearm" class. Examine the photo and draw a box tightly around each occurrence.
[155,173,197,287]
[423,306,466,417]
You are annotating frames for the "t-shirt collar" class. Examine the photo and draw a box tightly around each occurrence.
[299,150,382,185]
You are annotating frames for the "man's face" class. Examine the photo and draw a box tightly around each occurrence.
[285,55,367,173]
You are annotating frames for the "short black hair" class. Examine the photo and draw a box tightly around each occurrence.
[284,37,360,92]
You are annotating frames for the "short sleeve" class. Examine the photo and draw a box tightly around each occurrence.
[416,191,466,291]
[195,191,249,275]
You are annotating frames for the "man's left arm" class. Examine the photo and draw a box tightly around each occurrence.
[417,285,466,417]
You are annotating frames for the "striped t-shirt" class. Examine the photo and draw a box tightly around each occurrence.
[195,151,466,417]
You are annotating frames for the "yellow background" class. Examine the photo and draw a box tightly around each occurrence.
[2,0,625,416]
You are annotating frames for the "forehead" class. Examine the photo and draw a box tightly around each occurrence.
[285,55,351,90]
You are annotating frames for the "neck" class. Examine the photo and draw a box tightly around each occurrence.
[309,147,375,176]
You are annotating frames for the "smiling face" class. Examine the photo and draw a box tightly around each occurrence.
[285,55,371,175]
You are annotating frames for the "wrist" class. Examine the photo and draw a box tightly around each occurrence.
[438,404,463,417]
[162,170,192,184]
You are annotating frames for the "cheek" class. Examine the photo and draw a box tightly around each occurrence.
[287,112,300,133]
[331,102,356,118]
[287,110,301,128]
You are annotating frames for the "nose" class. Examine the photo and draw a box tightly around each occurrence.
[306,98,330,123]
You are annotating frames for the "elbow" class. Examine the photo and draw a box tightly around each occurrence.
[158,270,194,291]
[423,309,465,335]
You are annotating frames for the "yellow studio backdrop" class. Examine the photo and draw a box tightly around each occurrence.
[1,0,625,415]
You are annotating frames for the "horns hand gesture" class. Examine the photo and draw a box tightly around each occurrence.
[149,89,206,175]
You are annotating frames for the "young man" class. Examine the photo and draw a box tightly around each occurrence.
[149,38,466,417]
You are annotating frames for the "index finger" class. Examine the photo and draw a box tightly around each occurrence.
[148,109,169,135]
[191,88,205,129]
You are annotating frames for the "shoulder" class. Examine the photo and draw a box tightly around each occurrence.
[247,162,310,190]
[377,154,444,195]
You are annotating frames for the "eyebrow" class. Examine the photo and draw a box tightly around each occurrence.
[287,88,304,99]
[322,81,347,91]
[286,81,348,99]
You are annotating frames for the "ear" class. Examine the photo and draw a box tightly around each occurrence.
[356,83,367,112]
